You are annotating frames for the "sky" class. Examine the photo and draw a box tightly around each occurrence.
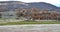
[0,0,60,7]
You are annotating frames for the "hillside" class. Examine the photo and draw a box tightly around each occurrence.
[0,1,60,12]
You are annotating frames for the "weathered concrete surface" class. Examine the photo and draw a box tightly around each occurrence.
[0,24,60,32]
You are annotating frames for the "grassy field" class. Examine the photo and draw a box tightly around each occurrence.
[0,20,60,25]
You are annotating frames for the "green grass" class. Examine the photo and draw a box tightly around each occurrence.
[0,20,60,25]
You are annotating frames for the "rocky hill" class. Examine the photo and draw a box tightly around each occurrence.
[0,1,60,12]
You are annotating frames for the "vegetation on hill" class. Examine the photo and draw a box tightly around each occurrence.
[16,8,60,20]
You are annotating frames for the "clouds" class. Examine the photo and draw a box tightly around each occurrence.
[17,0,60,7]
[16,0,59,4]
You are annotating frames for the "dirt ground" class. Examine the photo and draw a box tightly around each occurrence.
[0,24,60,32]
